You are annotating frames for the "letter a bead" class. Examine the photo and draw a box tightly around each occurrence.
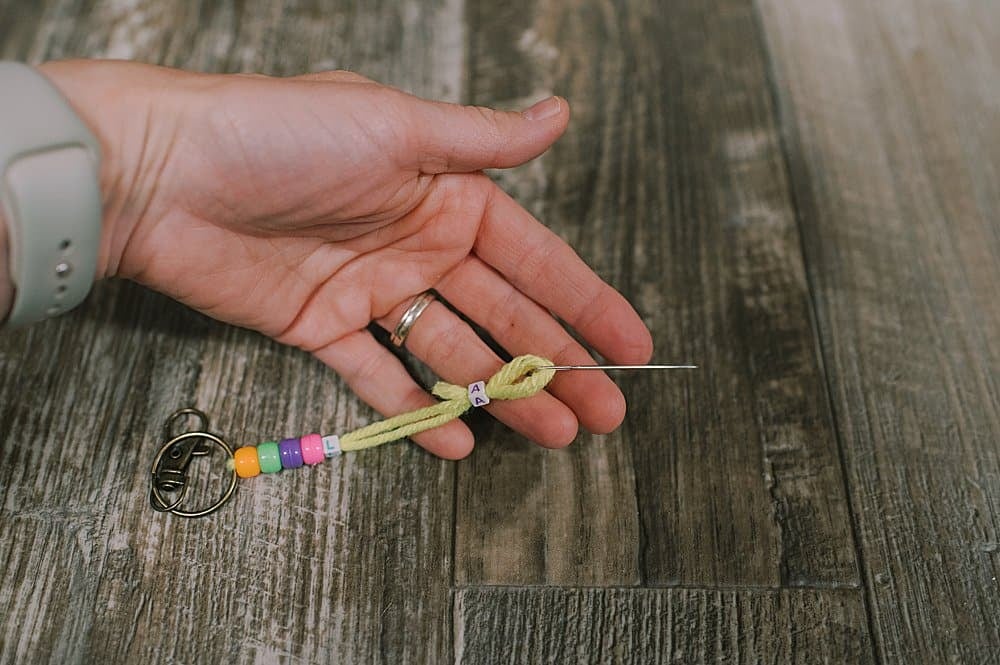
[467,380,490,407]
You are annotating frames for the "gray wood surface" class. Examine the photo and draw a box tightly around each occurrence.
[0,1,462,663]
[758,0,1000,660]
[0,0,997,662]
[456,587,871,664]
[456,0,858,591]
[454,0,643,589]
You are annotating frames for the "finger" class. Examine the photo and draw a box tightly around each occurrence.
[436,256,627,434]
[378,299,579,448]
[475,187,654,365]
[313,330,475,459]
[293,70,375,84]
[408,95,570,174]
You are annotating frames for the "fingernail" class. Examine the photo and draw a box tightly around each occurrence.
[522,96,562,121]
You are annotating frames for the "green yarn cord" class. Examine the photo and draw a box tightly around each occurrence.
[339,354,556,452]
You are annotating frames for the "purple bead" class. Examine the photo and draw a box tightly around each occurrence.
[279,438,304,469]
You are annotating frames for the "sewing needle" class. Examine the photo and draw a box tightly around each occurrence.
[539,364,698,371]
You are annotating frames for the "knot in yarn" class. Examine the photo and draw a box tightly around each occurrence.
[484,354,555,400]
[432,354,555,403]
[339,355,555,452]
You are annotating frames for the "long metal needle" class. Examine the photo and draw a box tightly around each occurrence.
[539,364,698,371]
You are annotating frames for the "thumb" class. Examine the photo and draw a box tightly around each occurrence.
[409,96,570,174]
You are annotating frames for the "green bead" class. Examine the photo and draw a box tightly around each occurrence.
[257,441,282,474]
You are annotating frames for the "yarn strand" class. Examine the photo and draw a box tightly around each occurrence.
[339,354,556,451]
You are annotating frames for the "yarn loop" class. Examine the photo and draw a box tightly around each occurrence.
[339,354,555,451]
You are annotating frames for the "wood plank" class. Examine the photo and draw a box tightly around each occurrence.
[455,586,873,664]
[757,0,1000,659]
[0,0,464,662]
[455,0,642,587]
[621,0,858,587]
[457,0,859,587]
[0,1,46,60]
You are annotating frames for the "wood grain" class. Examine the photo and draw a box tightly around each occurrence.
[455,0,858,589]
[0,0,464,662]
[455,0,643,587]
[617,0,859,588]
[757,0,1000,659]
[3,0,1000,660]
[456,586,873,664]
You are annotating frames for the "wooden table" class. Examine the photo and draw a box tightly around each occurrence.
[1,1,997,662]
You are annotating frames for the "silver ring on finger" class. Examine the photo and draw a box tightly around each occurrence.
[390,290,436,348]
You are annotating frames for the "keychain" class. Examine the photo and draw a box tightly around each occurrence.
[149,354,696,518]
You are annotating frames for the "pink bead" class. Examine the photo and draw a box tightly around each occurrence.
[300,433,324,465]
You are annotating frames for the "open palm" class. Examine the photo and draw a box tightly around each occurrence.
[44,61,653,458]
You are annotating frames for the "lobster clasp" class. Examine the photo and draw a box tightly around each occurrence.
[149,408,237,518]
[152,409,212,494]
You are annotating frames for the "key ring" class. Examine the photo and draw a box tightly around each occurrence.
[149,409,238,518]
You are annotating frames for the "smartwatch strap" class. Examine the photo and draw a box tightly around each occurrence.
[0,62,102,327]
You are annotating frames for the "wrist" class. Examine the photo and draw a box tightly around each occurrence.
[35,60,167,281]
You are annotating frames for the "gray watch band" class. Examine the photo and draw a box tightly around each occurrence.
[0,62,102,327]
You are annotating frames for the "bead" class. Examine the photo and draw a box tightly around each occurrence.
[322,435,341,458]
[257,441,282,474]
[300,434,324,465]
[467,380,490,407]
[233,446,261,478]
[279,438,304,469]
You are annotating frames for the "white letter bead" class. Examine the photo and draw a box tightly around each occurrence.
[322,435,341,457]
[467,380,490,407]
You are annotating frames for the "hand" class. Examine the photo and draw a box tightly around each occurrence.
[40,60,653,459]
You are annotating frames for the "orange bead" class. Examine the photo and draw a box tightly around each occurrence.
[234,445,261,478]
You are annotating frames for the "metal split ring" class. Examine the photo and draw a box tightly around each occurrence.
[149,409,237,518]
